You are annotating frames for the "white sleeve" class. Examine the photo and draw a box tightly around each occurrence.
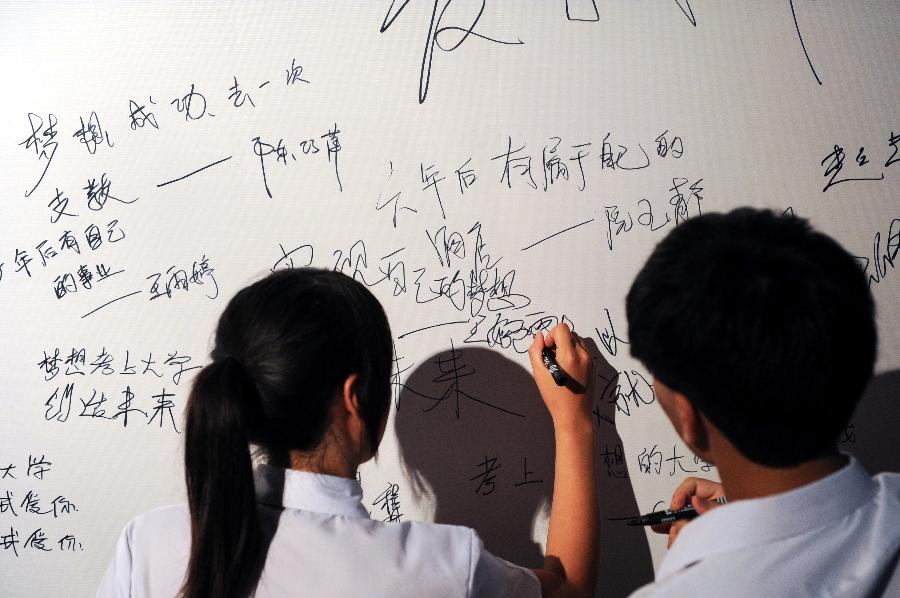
[95,521,133,598]
[468,529,541,598]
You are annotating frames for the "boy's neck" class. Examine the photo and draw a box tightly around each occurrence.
[716,448,847,501]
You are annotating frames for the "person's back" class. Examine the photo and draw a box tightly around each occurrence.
[97,268,600,598]
[101,467,536,598]
[631,460,900,597]
[623,208,900,597]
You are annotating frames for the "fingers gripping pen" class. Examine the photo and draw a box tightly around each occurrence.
[541,348,568,386]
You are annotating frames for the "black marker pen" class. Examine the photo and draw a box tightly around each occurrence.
[541,348,567,386]
[626,497,728,526]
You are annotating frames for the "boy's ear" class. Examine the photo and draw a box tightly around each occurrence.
[672,391,710,457]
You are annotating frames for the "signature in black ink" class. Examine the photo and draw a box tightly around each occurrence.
[821,144,885,192]
[84,174,139,210]
[48,188,77,224]
[674,0,696,27]
[286,58,310,85]
[228,76,256,108]
[420,162,446,218]
[53,263,123,300]
[380,0,523,104]
[376,161,418,228]
[599,369,655,417]
[171,84,215,121]
[146,255,218,301]
[157,155,233,188]
[855,217,900,288]
[321,123,343,191]
[73,111,114,155]
[789,0,821,85]
[252,137,288,198]
[399,339,525,418]
[595,308,629,357]
[272,242,314,271]
[128,98,159,130]
[566,0,599,22]
[20,113,59,197]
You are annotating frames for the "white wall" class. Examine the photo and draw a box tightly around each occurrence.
[1,2,898,596]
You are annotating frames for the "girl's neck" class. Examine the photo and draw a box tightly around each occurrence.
[288,447,359,479]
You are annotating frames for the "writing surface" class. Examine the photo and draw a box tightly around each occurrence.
[1,2,898,596]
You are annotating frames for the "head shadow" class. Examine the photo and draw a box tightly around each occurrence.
[394,346,553,567]
[845,368,900,473]
[394,342,654,596]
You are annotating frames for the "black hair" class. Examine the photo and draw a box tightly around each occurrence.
[626,208,877,468]
[179,268,393,598]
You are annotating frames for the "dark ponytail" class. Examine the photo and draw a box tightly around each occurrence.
[181,357,262,598]
[179,268,393,598]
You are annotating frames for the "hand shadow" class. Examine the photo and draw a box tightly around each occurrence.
[394,343,654,597]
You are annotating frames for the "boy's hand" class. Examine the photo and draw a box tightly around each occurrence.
[652,477,726,548]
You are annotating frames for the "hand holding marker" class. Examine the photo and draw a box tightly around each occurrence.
[626,497,729,526]
[541,348,568,385]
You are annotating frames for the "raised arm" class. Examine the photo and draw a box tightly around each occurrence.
[527,324,598,598]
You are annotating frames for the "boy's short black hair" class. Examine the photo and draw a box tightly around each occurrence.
[626,208,876,467]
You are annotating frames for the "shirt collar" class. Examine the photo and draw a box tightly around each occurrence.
[253,464,371,519]
[656,454,876,580]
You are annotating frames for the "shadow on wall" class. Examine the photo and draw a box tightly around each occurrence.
[394,345,654,598]
[845,368,900,474]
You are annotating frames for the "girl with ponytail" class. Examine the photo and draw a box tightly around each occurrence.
[97,268,598,598]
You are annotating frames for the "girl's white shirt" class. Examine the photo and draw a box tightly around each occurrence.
[96,465,540,598]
